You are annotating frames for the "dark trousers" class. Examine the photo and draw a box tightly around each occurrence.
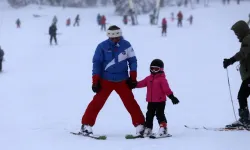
[50,35,57,45]
[101,24,106,31]
[238,77,250,109]
[177,19,182,27]
[0,58,2,71]
[74,21,79,26]
[145,102,167,129]
[162,25,167,36]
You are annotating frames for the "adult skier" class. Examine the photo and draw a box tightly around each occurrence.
[73,14,80,26]
[80,25,145,136]
[187,15,193,25]
[49,23,57,45]
[0,46,4,72]
[97,13,101,25]
[100,15,106,31]
[177,11,183,27]
[16,19,21,28]
[223,20,250,129]
[52,16,58,25]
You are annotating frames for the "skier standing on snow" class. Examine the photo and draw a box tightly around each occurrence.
[100,15,106,31]
[80,25,145,136]
[97,13,101,25]
[187,15,193,25]
[223,20,250,129]
[123,15,128,25]
[16,19,21,28]
[73,14,80,27]
[49,23,57,45]
[0,46,4,72]
[171,12,174,22]
[177,11,183,27]
[66,18,71,26]
[52,16,58,25]
[161,18,167,36]
[136,59,179,137]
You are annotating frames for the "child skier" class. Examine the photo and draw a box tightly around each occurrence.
[16,19,21,28]
[162,18,167,36]
[136,59,180,137]
[66,18,71,26]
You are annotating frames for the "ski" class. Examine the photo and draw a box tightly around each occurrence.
[70,132,107,140]
[125,134,144,139]
[149,133,172,139]
[184,125,248,131]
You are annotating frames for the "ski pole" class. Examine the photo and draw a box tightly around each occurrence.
[226,69,237,121]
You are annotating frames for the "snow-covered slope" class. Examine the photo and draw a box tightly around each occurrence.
[0,1,250,150]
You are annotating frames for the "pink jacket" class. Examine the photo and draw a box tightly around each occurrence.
[136,73,173,102]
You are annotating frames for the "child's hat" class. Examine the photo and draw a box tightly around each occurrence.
[150,59,164,68]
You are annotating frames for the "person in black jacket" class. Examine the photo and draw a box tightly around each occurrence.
[0,46,4,72]
[49,23,57,45]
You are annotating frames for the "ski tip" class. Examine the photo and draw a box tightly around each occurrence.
[125,134,144,139]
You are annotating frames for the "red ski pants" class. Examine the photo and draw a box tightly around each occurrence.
[81,80,145,127]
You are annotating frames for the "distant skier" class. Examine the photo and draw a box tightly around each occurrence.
[123,15,128,25]
[66,18,71,26]
[16,19,21,28]
[149,14,154,25]
[73,14,80,27]
[52,16,58,25]
[0,46,4,72]
[97,13,101,25]
[49,23,57,45]
[177,11,183,27]
[161,18,167,36]
[184,0,188,7]
[187,15,193,25]
[223,20,250,129]
[136,59,179,137]
[80,25,145,136]
[100,15,106,31]
[171,12,174,22]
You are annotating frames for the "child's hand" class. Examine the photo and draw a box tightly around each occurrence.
[168,94,179,105]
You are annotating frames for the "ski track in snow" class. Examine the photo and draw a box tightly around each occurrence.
[0,1,250,150]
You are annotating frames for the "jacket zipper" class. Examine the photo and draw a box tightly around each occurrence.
[151,75,155,102]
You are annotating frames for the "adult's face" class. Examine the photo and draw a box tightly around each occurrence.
[110,37,120,43]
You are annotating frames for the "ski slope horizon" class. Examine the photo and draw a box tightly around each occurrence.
[0,1,250,150]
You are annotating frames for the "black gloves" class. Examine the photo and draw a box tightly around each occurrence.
[92,82,101,93]
[126,78,137,89]
[223,57,236,69]
[168,94,179,105]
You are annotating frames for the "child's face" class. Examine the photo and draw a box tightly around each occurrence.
[150,66,161,74]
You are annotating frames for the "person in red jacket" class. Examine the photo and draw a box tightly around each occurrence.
[177,11,183,27]
[162,18,167,36]
[100,15,106,31]
[66,18,71,27]
[136,59,179,137]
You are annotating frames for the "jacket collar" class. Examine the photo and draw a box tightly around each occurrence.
[108,36,124,46]
[150,72,165,78]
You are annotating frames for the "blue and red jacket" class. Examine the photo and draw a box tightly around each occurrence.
[92,37,137,82]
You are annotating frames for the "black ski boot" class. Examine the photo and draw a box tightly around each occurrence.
[80,124,93,135]
[226,108,250,129]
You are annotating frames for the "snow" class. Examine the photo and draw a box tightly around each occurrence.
[0,1,250,150]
